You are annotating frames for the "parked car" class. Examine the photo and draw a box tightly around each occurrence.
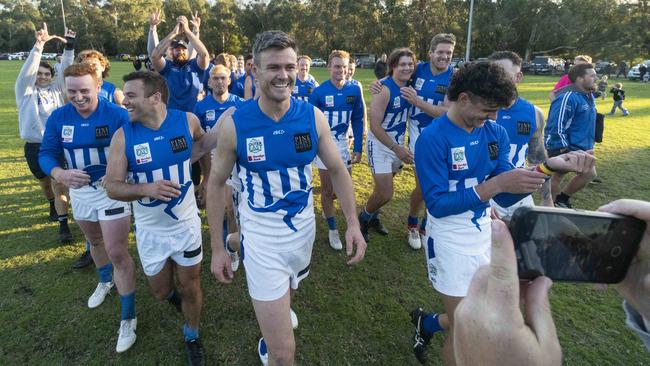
[311,58,326,67]
[0,53,9,60]
[628,60,650,80]
[8,52,24,60]
[117,53,132,61]
[530,56,563,74]
[595,60,617,75]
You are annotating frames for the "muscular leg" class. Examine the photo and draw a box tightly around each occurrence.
[100,217,135,295]
[76,220,110,267]
[408,171,424,218]
[365,173,394,213]
[52,179,69,216]
[253,290,295,366]
[176,262,203,331]
[146,260,175,301]
[440,294,463,366]
[38,176,55,201]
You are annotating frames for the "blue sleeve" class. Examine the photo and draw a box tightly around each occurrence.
[490,128,530,207]
[415,131,483,218]
[193,104,206,131]
[351,88,365,152]
[308,87,319,107]
[38,112,63,176]
[545,93,574,149]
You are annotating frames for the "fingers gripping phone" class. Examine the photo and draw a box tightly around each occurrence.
[509,206,646,283]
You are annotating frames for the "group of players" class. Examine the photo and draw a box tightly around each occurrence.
[18,9,603,365]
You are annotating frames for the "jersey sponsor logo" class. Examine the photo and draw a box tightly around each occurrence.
[415,78,425,90]
[134,142,152,164]
[393,96,401,108]
[61,125,74,143]
[517,121,531,135]
[170,136,189,153]
[346,96,355,105]
[488,141,499,160]
[325,95,334,107]
[292,85,299,94]
[95,125,110,139]
[294,133,313,152]
[206,110,216,121]
[451,146,468,171]
[435,84,447,94]
[246,136,266,162]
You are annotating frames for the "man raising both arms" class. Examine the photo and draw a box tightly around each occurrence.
[410,61,595,365]
[206,31,366,366]
[309,50,365,250]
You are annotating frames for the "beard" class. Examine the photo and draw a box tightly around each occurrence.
[173,54,189,66]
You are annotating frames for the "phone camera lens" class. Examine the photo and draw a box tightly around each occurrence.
[610,246,622,257]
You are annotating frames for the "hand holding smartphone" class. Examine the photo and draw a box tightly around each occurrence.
[509,206,646,283]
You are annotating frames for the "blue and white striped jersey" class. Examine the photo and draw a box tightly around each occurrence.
[495,97,536,168]
[309,80,364,152]
[232,99,318,249]
[39,99,129,192]
[409,63,453,133]
[124,109,197,233]
[194,93,244,132]
[368,76,410,146]
[292,74,319,101]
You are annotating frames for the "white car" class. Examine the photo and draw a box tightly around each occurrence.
[8,53,24,60]
[628,60,650,80]
[311,58,326,67]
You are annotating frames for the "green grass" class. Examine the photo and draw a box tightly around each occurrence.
[1,59,649,365]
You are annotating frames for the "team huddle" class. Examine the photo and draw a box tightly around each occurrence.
[17,11,601,366]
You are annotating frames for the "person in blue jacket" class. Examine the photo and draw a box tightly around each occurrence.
[544,63,598,209]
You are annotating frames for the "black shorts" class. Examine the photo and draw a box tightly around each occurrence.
[24,142,65,180]
[546,147,570,158]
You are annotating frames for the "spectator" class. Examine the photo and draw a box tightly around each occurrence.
[374,53,387,79]
[639,63,647,82]
[617,61,628,78]
[132,57,142,71]
[597,75,608,100]
[550,55,591,101]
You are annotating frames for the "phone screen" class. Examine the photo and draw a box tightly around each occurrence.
[513,209,644,283]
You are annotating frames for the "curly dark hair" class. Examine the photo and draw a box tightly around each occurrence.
[447,61,517,107]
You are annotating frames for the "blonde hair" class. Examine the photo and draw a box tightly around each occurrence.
[614,82,623,88]
[328,50,350,65]
[298,55,312,63]
[76,50,111,78]
[574,55,592,64]
[210,64,231,77]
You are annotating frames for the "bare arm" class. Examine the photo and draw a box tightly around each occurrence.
[370,85,413,164]
[180,15,209,70]
[528,106,552,206]
[147,9,161,57]
[401,86,448,118]
[315,107,366,264]
[104,128,181,202]
[186,11,200,60]
[113,89,124,107]
[206,115,238,282]
[191,108,234,162]
[244,76,253,100]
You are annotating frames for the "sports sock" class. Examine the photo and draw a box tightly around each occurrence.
[225,240,237,254]
[58,214,69,229]
[422,313,443,335]
[420,216,427,232]
[183,323,199,342]
[166,288,182,309]
[360,207,374,222]
[97,263,113,283]
[120,292,136,320]
[407,216,419,228]
[556,192,571,203]
[326,216,337,231]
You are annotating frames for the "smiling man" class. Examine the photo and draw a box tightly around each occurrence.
[38,63,137,353]
[105,71,214,366]
[409,61,595,365]
[205,30,366,366]
[309,50,365,250]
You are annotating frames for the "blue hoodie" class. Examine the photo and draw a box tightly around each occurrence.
[544,85,596,151]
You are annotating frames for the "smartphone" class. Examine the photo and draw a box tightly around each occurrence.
[509,206,646,283]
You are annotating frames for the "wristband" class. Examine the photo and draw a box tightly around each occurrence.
[64,36,75,50]
[536,162,554,176]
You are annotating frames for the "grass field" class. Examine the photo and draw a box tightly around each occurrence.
[1,59,649,365]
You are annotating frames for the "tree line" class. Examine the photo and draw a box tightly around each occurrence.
[1,0,648,63]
